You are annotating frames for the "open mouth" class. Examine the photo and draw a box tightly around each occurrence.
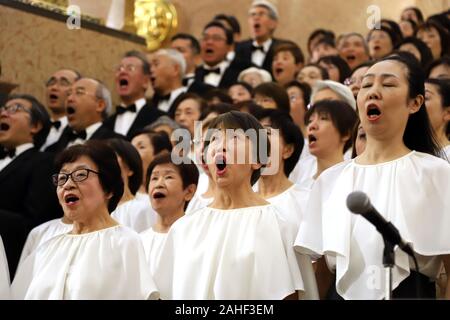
[346,55,356,62]
[66,106,76,115]
[49,94,59,101]
[367,104,381,121]
[205,48,214,55]
[275,67,284,77]
[119,79,129,88]
[152,191,166,199]
[64,194,79,205]
[215,155,227,176]
[253,23,261,31]
[0,123,10,131]
[308,134,317,146]
[373,45,381,51]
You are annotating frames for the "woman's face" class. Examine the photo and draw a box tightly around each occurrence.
[56,156,109,221]
[399,20,415,38]
[205,127,260,188]
[425,83,450,134]
[318,61,340,82]
[254,93,277,109]
[272,51,301,86]
[148,163,193,214]
[131,134,155,176]
[429,64,450,79]
[347,66,370,99]
[355,124,367,156]
[357,60,418,140]
[287,86,306,128]
[417,27,442,60]
[398,43,422,63]
[174,98,201,136]
[297,66,323,88]
[339,35,369,70]
[368,30,393,60]
[229,84,252,104]
[306,111,345,158]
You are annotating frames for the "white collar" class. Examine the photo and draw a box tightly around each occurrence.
[252,38,273,52]
[14,143,34,156]
[203,60,229,73]
[51,116,68,127]
[85,122,102,139]
[120,97,146,113]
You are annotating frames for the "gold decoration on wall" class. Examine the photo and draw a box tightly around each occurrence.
[134,0,178,51]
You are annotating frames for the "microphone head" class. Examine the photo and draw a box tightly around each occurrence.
[346,191,371,215]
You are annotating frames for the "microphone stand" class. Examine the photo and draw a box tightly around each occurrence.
[382,239,395,300]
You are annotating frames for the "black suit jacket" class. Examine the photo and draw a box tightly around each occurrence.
[234,38,289,75]
[0,148,62,277]
[103,100,166,140]
[194,58,251,89]
[45,123,125,154]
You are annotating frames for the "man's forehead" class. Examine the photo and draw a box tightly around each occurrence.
[121,56,144,65]
[73,78,97,90]
[51,69,78,79]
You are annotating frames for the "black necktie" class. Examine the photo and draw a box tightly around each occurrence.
[67,130,87,142]
[51,120,61,130]
[202,67,221,76]
[116,104,136,115]
[251,44,265,53]
[0,148,16,160]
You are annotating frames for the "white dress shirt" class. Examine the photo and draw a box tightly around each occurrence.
[156,86,187,113]
[40,116,68,151]
[67,122,102,148]
[114,97,147,136]
[251,38,272,67]
[203,60,230,87]
[0,143,34,172]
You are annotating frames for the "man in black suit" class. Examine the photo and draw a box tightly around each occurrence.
[47,78,124,154]
[234,0,288,75]
[104,50,165,140]
[170,33,214,96]
[41,68,81,151]
[148,49,187,115]
[195,21,250,89]
[0,94,62,277]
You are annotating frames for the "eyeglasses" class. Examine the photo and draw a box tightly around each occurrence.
[201,34,227,42]
[52,168,99,186]
[115,64,139,73]
[248,11,270,18]
[45,77,72,87]
[0,104,32,115]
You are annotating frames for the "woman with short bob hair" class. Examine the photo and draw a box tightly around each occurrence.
[11,141,159,300]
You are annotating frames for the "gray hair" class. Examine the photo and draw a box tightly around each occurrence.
[155,48,187,80]
[145,115,181,131]
[94,80,113,119]
[338,32,369,55]
[311,80,356,110]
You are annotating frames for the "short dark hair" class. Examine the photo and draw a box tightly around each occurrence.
[6,94,51,149]
[254,82,291,114]
[234,100,265,118]
[229,81,254,97]
[367,26,401,49]
[145,152,199,210]
[171,92,207,119]
[285,80,312,111]
[273,41,305,65]
[171,33,200,55]
[54,140,124,213]
[257,109,304,176]
[425,78,450,138]
[303,63,330,80]
[213,14,241,35]
[203,111,269,185]
[417,21,450,58]
[402,6,424,24]
[305,99,357,153]
[204,88,234,105]
[307,29,335,54]
[107,138,143,196]
[123,50,151,75]
[381,54,441,156]
[131,129,173,155]
[203,21,234,45]
[396,37,434,69]
[201,102,237,120]
[318,55,352,83]
[427,56,450,78]
[380,19,403,44]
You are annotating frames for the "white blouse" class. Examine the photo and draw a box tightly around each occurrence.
[154,204,307,300]
[295,151,450,300]
[185,192,214,215]
[0,236,10,299]
[443,145,450,160]
[112,198,156,233]
[11,225,159,300]
[19,218,73,266]
[140,228,167,276]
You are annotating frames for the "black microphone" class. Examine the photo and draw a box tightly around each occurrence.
[346,191,415,257]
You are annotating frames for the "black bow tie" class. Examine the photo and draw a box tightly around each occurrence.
[202,67,221,75]
[0,148,16,160]
[154,93,171,102]
[67,130,87,142]
[251,44,265,53]
[116,104,136,115]
[51,120,61,130]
